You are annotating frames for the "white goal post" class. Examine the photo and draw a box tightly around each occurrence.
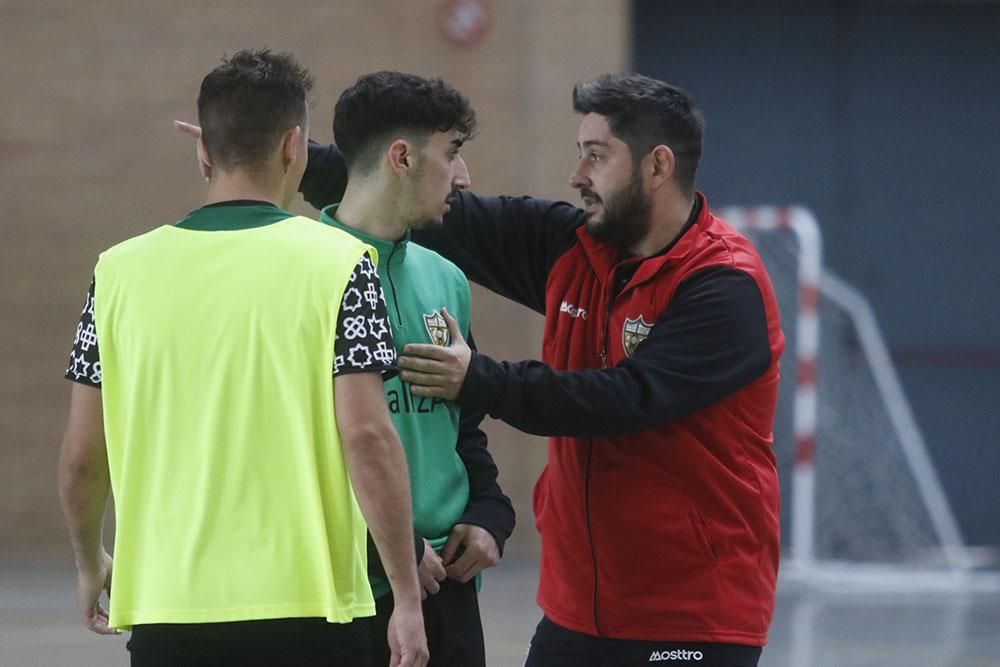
[719,205,999,592]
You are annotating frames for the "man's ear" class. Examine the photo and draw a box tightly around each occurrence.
[648,144,676,189]
[196,136,213,181]
[387,138,413,176]
[280,125,303,171]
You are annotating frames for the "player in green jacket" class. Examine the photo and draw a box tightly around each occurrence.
[321,71,515,667]
[321,70,517,667]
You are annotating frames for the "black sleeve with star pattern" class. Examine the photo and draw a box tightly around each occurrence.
[333,253,398,379]
[65,255,396,390]
[65,278,102,387]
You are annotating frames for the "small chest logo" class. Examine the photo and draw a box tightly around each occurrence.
[559,300,588,319]
[622,315,653,357]
[422,310,450,346]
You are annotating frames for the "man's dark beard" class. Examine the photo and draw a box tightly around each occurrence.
[586,172,652,254]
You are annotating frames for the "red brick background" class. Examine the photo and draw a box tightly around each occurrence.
[0,0,629,560]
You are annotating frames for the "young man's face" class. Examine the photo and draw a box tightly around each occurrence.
[408,128,471,228]
[570,113,652,251]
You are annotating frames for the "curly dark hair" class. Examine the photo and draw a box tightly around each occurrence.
[334,71,476,174]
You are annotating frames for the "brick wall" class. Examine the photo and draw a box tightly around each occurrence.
[0,0,628,560]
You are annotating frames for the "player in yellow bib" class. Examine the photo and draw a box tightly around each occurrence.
[58,50,427,667]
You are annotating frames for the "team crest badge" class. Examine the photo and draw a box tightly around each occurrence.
[622,315,653,357]
[423,310,450,346]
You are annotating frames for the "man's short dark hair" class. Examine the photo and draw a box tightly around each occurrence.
[197,49,314,173]
[333,71,476,174]
[573,73,704,196]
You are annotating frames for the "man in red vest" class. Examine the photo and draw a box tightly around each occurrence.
[304,73,784,667]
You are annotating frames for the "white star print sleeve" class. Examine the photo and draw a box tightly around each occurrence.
[333,253,397,379]
[65,278,103,388]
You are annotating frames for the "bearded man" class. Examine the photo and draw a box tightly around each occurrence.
[304,73,785,667]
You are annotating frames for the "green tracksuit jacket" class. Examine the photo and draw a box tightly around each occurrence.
[319,206,513,597]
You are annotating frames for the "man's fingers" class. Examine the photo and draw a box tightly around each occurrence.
[89,622,119,636]
[421,571,440,595]
[398,363,455,396]
[445,544,481,582]
[441,529,465,565]
[426,550,447,581]
[440,307,464,345]
[174,120,202,138]
[445,527,499,582]
[395,652,423,667]
[418,544,446,598]
[408,384,449,398]
[399,334,464,402]
[446,555,481,583]
[175,120,211,180]
[418,566,439,597]
[398,368,429,384]
[85,606,120,635]
[397,355,447,374]
[402,343,450,362]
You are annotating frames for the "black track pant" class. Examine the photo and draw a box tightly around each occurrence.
[128,616,373,666]
[524,616,762,667]
[370,577,485,667]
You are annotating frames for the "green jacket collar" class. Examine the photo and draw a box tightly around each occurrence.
[319,204,409,268]
[175,200,291,231]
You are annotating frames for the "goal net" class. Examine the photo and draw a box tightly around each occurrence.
[719,206,998,591]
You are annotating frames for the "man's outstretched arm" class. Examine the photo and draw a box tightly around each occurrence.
[400,267,773,438]
[298,141,582,315]
[180,128,581,314]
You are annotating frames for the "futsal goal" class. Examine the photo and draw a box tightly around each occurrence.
[719,205,999,592]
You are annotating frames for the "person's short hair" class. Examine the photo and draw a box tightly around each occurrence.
[572,73,704,196]
[197,49,314,173]
[333,71,476,175]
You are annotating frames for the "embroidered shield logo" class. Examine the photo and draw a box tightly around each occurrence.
[423,310,450,346]
[622,315,653,357]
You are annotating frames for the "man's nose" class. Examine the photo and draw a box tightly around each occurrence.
[569,163,590,190]
[453,155,471,190]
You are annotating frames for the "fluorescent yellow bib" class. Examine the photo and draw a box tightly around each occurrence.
[94,215,376,629]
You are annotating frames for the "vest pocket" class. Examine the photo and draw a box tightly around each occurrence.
[685,498,720,565]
